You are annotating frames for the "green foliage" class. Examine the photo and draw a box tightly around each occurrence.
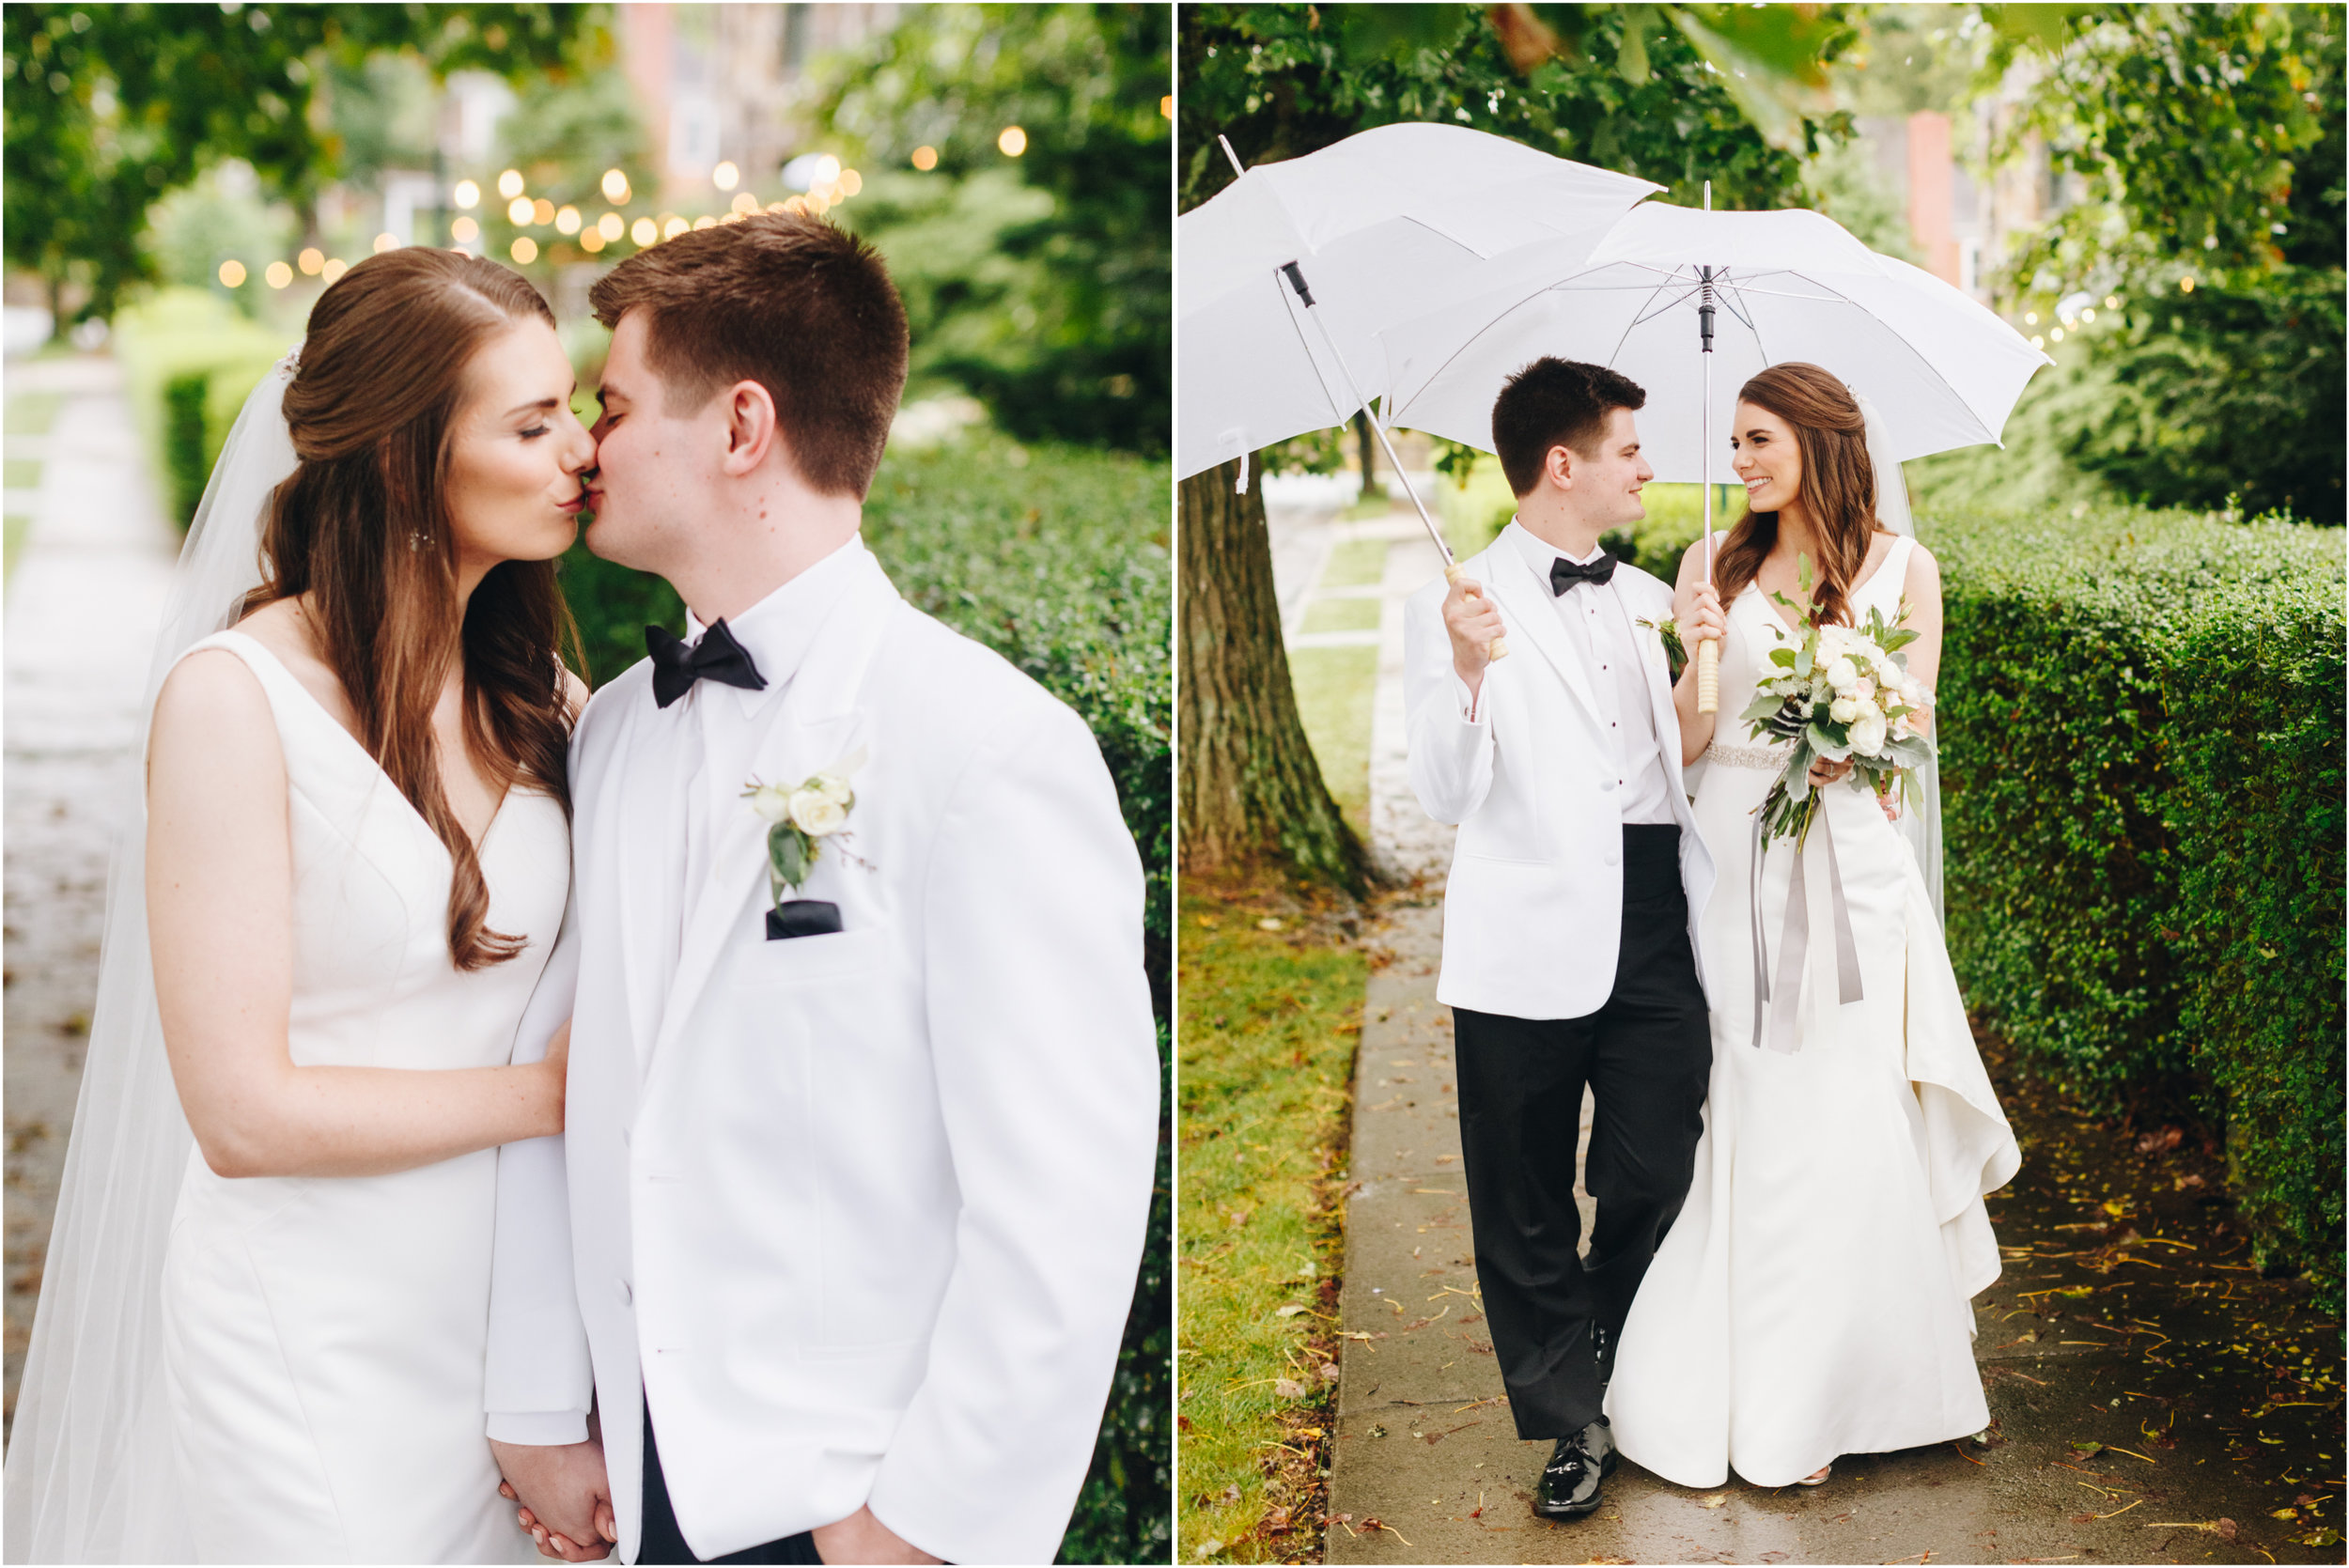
[2,3,599,320]
[1926,500,2344,1297]
[814,4,1171,456]
[111,287,293,523]
[563,430,1173,1560]
[1992,3,2338,300]
[1179,3,1859,214]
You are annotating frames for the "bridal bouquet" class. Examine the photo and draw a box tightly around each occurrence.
[1741,558,1935,845]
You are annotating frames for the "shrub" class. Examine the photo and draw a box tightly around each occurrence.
[1925,501,2345,1296]
[112,288,291,525]
[560,428,1173,1560]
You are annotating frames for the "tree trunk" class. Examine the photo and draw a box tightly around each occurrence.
[1354,409,1378,503]
[1179,460,1371,892]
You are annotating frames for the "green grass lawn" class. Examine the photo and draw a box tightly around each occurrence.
[1178,877,1368,1564]
[1298,596,1381,635]
[5,389,65,588]
[1287,645,1377,839]
[1318,538,1390,588]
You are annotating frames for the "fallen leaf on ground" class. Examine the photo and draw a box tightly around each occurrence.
[1272,1378,1303,1399]
[1699,1495,1726,1509]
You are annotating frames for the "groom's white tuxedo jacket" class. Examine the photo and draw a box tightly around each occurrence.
[487,540,1159,1565]
[1405,523,1716,1019]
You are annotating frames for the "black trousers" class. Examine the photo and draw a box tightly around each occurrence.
[639,1411,822,1565]
[1453,823,1713,1441]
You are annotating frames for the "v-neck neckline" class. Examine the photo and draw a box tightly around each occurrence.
[1747,539,1908,637]
[215,629,515,859]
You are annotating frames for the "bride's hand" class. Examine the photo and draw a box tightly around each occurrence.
[1808,756,1853,787]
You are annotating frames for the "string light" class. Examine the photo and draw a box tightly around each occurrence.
[217,259,247,287]
[998,126,1027,157]
[601,168,630,203]
[556,206,582,235]
[581,227,607,254]
[692,215,717,230]
[452,216,480,242]
[372,232,399,254]
[838,169,861,196]
[265,261,293,288]
[713,161,739,191]
[453,179,480,209]
[599,212,625,241]
[661,215,688,239]
[320,257,349,283]
[507,195,534,225]
[298,247,324,275]
[631,216,658,246]
[730,192,759,215]
[510,237,538,264]
[911,145,938,170]
[497,169,525,199]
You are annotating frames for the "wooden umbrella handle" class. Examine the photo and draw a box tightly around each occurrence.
[1444,561,1509,661]
[1695,637,1719,714]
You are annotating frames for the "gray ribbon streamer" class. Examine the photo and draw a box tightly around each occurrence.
[1750,800,1866,1053]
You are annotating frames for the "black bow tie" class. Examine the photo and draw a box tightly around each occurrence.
[1549,552,1617,595]
[646,619,768,708]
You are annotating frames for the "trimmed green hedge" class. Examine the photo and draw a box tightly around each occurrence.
[558,428,1173,1562]
[1922,502,2345,1296]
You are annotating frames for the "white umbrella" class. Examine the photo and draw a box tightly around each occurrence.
[1377,195,2051,703]
[1175,123,1658,484]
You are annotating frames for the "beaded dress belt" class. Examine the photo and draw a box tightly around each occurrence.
[1703,739,1795,770]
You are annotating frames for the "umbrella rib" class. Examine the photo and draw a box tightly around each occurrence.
[1770,267,1991,443]
[1275,268,1365,428]
[1604,268,1693,371]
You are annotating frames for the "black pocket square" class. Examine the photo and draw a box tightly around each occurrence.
[766,900,844,940]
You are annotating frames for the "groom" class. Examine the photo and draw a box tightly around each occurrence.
[1403,357,1723,1520]
[482,212,1160,1564]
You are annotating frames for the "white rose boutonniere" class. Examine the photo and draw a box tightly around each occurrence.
[742,746,872,908]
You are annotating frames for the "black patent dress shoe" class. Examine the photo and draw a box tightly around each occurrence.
[1532,1419,1618,1520]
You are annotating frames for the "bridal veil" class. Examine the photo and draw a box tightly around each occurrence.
[3,351,299,1562]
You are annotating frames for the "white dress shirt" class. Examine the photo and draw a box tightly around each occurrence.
[1461,521,1675,826]
[675,537,865,959]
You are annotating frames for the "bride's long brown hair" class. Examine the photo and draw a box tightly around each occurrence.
[1710,362,1888,628]
[245,248,580,971]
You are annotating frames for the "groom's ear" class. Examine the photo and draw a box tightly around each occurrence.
[718,378,781,477]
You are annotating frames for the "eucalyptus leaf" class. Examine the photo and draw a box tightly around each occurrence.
[770,823,813,889]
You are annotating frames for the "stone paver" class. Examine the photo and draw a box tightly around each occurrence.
[3,353,179,1432]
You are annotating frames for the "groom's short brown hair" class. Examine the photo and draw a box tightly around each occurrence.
[1492,357,1647,497]
[588,211,910,498]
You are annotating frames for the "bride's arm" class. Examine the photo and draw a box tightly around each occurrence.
[1900,543,1944,736]
[1669,545,1727,764]
[147,650,566,1179]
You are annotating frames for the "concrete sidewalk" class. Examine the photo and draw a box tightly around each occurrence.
[1318,548,2333,1562]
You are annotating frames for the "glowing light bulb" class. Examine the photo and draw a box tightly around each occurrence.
[713,160,739,191]
[320,257,349,283]
[508,195,535,225]
[532,198,554,226]
[911,145,938,171]
[217,259,247,287]
[452,215,480,242]
[266,261,293,288]
[556,205,582,235]
[599,211,625,241]
[631,217,658,246]
[998,126,1027,157]
[601,168,630,204]
[373,232,399,254]
[453,179,480,210]
[498,169,525,200]
[298,247,324,276]
[581,227,607,254]
[510,236,538,264]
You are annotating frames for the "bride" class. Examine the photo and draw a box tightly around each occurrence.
[1607,362,2022,1489]
[4,248,598,1562]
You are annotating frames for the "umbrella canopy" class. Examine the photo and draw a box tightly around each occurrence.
[1377,203,2052,482]
[1175,122,1657,481]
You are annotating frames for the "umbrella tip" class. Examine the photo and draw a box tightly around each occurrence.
[1218,134,1246,179]
[1703,179,1712,211]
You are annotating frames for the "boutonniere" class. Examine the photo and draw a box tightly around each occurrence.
[741,747,873,939]
[1637,616,1688,683]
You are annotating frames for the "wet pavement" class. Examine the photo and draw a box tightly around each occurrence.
[1307,895,2342,1565]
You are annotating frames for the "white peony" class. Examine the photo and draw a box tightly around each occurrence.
[1848,710,1889,756]
[788,788,848,837]
[1852,676,1876,702]
[1892,715,1912,741]
[1824,656,1859,691]
[748,784,796,824]
[1829,695,1860,723]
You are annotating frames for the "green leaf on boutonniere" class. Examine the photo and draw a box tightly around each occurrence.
[770,822,813,888]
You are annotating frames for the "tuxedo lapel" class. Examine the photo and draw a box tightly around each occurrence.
[650,567,900,1070]
[1483,551,1601,725]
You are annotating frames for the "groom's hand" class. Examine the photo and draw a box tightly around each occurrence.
[492,1436,617,1561]
[1442,574,1506,697]
[811,1505,941,1565]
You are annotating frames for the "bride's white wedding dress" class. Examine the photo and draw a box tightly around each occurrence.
[155,630,564,1563]
[1606,536,2022,1489]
